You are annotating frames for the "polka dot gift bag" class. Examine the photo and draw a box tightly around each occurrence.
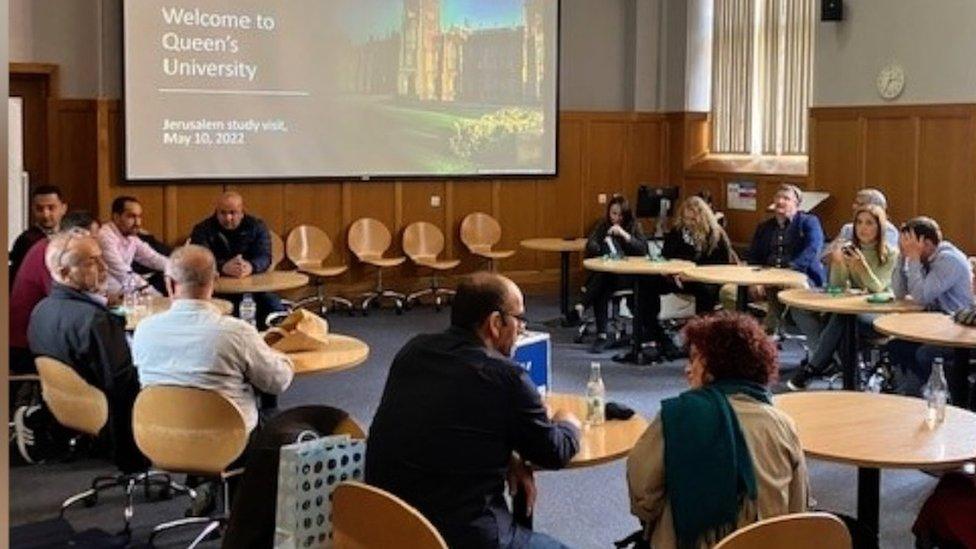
[274,432,366,548]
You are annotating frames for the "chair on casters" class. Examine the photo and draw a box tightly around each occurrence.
[714,512,851,549]
[286,225,353,316]
[459,212,515,271]
[133,385,248,548]
[402,221,460,311]
[35,357,189,536]
[348,218,407,315]
[333,481,449,549]
[575,289,633,346]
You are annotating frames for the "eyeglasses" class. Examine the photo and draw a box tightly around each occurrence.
[497,310,528,332]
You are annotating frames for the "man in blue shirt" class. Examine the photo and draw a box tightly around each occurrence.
[743,184,825,332]
[889,217,974,397]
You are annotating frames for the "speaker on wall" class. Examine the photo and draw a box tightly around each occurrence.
[822,0,843,21]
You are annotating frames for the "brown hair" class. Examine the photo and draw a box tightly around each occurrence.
[683,312,779,385]
[852,204,893,265]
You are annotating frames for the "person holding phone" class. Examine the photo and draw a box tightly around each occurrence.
[788,205,898,390]
[568,195,649,353]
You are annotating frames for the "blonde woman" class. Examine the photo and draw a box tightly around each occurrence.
[642,196,736,358]
[788,204,899,390]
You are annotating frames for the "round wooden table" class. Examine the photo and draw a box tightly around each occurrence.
[875,312,976,406]
[681,265,808,312]
[215,271,310,294]
[520,238,587,323]
[545,392,649,468]
[284,334,370,375]
[779,289,922,389]
[776,391,976,544]
[126,296,234,331]
[582,258,696,364]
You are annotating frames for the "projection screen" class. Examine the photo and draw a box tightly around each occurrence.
[123,0,559,180]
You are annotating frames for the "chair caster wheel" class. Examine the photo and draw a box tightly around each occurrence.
[395,304,404,315]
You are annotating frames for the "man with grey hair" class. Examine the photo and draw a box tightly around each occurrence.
[133,244,294,435]
[28,230,147,472]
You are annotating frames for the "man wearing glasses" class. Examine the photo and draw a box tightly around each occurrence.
[27,231,147,473]
[367,272,582,549]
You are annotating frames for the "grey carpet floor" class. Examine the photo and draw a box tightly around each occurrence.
[9,293,937,548]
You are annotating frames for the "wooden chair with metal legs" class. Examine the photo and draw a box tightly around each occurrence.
[35,357,189,536]
[459,212,515,271]
[333,481,448,549]
[714,512,851,549]
[347,218,407,315]
[133,386,248,548]
[286,225,353,315]
[402,221,460,311]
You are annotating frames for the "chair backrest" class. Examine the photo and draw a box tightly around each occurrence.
[460,212,503,250]
[270,230,285,269]
[714,512,852,549]
[287,225,334,266]
[132,386,248,476]
[347,218,393,260]
[402,221,446,261]
[35,357,108,437]
[333,481,448,549]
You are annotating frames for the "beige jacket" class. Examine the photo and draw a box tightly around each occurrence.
[627,394,809,549]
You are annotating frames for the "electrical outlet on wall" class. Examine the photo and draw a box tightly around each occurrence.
[598,193,607,204]
[430,195,441,207]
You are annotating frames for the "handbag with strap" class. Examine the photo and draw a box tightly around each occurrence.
[274,431,366,549]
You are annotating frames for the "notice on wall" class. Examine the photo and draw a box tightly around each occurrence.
[727,181,757,211]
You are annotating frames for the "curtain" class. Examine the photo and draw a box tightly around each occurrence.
[711,0,755,154]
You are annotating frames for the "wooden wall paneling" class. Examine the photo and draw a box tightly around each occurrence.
[171,186,224,245]
[49,100,99,214]
[227,183,286,240]
[917,113,976,253]
[584,119,628,223]
[627,117,666,186]
[10,65,57,189]
[496,179,540,272]
[535,118,583,273]
[682,177,724,211]
[809,113,861,237]
[863,115,918,225]
[684,112,710,167]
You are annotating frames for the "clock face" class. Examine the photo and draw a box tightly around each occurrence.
[877,64,905,100]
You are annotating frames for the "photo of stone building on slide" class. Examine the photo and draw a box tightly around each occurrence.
[330,0,556,174]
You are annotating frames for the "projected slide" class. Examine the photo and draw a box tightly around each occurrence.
[124,0,558,180]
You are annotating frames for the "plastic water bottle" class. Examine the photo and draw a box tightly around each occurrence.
[604,236,620,259]
[586,362,606,426]
[923,357,948,427]
[240,293,257,328]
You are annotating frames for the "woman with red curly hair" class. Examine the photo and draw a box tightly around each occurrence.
[626,312,808,548]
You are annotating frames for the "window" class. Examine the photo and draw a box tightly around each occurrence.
[711,0,814,156]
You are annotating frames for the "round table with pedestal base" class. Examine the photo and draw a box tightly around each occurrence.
[582,257,696,364]
[874,312,976,408]
[125,296,234,331]
[520,238,587,325]
[681,265,808,312]
[777,391,976,547]
[214,271,310,294]
[283,334,370,376]
[778,289,922,390]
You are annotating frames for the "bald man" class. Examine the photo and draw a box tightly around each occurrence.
[367,272,581,549]
[134,245,293,434]
[28,230,146,472]
[190,192,284,329]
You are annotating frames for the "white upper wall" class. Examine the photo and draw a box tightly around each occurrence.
[815,0,976,106]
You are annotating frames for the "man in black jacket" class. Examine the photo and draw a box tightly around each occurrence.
[9,185,67,285]
[189,191,284,329]
[28,230,146,472]
[366,272,582,549]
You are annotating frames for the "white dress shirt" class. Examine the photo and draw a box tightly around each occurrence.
[132,299,294,432]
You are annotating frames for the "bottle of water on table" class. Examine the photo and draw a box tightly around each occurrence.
[586,362,606,426]
[240,293,257,328]
[923,357,948,427]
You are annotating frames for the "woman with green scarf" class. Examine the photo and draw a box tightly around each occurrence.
[626,312,809,548]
